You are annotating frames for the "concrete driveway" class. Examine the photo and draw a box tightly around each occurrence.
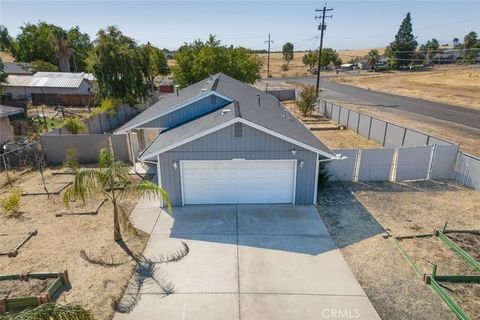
[115,204,380,320]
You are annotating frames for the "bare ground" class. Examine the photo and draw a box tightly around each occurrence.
[0,168,148,319]
[317,180,480,320]
[443,282,480,319]
[0,278,55,298]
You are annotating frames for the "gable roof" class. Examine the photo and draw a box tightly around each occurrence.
[5,73,91,89]
[136,73,335,159]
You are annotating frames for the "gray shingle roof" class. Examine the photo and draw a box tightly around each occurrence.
[131,73,334,159]
[2,62,31,75]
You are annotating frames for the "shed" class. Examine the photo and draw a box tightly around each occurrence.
[0,105,23,144]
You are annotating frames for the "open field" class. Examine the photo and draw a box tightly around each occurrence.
[331,65,480,110]
[0,168,147,319]
[317,180,480,320]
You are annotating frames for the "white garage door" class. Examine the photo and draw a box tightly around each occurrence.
[181,160,296,205]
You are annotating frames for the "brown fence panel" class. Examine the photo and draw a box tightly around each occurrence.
[31,93,95,107]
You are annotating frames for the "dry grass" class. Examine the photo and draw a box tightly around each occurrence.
[317,180,480,320]
[0,51,15,62]
[0,168,148,319]
[331,65,480,110]
[0,278,55,298]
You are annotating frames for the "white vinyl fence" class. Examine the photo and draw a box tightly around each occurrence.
[320,101,479,189]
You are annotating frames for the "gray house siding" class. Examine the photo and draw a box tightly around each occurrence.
[158,124,318,206]
[141,95,230,129]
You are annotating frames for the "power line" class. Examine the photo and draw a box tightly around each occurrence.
[315,4,333,97]
[264,33,274,78]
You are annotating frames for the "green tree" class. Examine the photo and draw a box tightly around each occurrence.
[87,26,147,104]
[419,38,439,59]
[139,42,170,90]
[296,85,317,116]
[388,12,418,67]
[463,31,479,64]
[366,49,381,70]
[302,51,317,70]
[320,48,341,67]
[64,149,170,242]
[51,28,71,72]
[0,25,14,52]
[282,42,294,67]
[172,35,262,87]
[0,58,8,94]
[31,59,59,72]
[67,26,93,72]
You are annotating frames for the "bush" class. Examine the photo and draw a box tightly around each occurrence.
[64,148,80,172]
[280,63,289,71]
[92,97,123,117]
[64,117,86,134]
[1,188,22,216]
[296,85,317,116]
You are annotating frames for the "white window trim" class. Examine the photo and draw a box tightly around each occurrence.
[116,91,233,133]
[140,118,336,161]
[179,159,297,206]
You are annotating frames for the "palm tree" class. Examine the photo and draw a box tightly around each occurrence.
[366,49,381,71]
[64,148,170,242]
[1,303,92,320]
[51,29,71,72]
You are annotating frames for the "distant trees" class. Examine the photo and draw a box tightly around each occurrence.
[10,22,92,72]
[0,59,7,94]
[31,59,59,72]
[366,49,381,70]
[139,42,169,90]
[387,12,418,67]
[0,25,13,52]
[302,48,341,70]
[282,42,294,69]
[302,51,317,70]
[463,31,479,64]
[419,38,439,59]
[172,34,262,87]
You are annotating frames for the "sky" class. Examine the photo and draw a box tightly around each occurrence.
[0,1,479,51]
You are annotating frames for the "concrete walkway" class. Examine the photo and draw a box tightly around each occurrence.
[115,204,380,320]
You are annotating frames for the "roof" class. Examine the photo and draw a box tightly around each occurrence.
[4,72,92,89]
[2,62,32,75]
[0,105,24,117]
[137,73,335,159]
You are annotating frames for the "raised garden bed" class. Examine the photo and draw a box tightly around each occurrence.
[0,231,37,258]
[0,270,70,314]
[56,198,108,217]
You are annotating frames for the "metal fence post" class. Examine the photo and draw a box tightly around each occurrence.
[356,114,361,133]
[337,106,342,124]
[401,128,407,147]
[382,123,388,146]
[367,117,373,139]
[346,109,351,128]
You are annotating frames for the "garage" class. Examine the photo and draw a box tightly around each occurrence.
[180,160,297,205]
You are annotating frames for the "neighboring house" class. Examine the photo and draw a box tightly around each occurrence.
[116,73,338,206]
[2,62,33,75]
[0,105,23,145]
[3,72,94,100]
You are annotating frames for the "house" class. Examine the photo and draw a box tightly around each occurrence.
[116,73,338,206]
[2,62,33,75]
[3,72,94,100]
[0,105,23,145]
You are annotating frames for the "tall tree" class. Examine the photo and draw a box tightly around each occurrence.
[302,51,317,70]
[0,25,13,52]
[463,31,479,64]
[87,26,146,104]
[67,26,93,72]
[366,49,381,70]
[64,149,170,242]
[282,42,294,67]
[51,28,71,72]
[139,42,170,89]
[172,35,262,87]
[388,12,418,67]
[453,37,460,48]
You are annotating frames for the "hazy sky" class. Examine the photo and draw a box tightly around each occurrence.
[1,1,479,51]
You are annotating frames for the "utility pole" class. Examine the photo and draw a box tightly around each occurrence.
[265,34,274,78]
[315,4,333,97]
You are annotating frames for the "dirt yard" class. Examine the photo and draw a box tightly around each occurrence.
[0,168,148,319]
[331,65,480,110]
[317,180,480,320]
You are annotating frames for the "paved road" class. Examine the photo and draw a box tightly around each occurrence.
[267,76,480,130]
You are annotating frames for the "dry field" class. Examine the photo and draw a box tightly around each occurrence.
[0,51,15,62]
[331,65,480,110]
[0,168,147,319]
[317,180,480,320]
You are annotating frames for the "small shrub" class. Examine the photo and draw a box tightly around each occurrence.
[280,63,289,71]
[64,148,80,172]
[1,188,22,216]
[64,117,86,134]
[296,85,317,116]
[317,162,331,188]
[92,97,123,117]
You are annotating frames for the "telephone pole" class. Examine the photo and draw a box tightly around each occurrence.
[315,5,333,97]
[265,34,274,78]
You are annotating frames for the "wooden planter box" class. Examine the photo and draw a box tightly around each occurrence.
[0,270,70,314]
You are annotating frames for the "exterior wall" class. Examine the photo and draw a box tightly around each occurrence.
[158,124,318,206]
[141,95,229,129]
[0,117,14,144]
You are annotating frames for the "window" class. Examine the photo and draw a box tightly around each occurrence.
[234,123,243,137]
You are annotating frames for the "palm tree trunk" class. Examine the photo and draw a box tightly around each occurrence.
[113,200,122,242]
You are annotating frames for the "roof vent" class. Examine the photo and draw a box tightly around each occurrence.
[283,110,288,118]
[201,88,207,92]
[222,108,231,115]
[174,85,180,97]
